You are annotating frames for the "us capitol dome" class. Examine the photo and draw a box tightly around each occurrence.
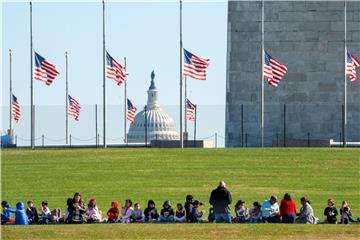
[127,71,179,143]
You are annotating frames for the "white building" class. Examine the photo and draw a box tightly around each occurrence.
[127,71,179,143]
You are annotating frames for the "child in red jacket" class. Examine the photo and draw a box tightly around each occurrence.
[107,201,119,223]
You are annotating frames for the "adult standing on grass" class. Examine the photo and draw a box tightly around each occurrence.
[209,181,232,223]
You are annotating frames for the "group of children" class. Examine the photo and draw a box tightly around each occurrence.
[1,193,357,225]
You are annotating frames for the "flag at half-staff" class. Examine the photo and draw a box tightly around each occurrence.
[263,51,288,87]
[186,98,196,121]
[183,49,210,81]
[127,99,137,124]
[106,52,127,86]
[34,52,60,86]
[346,51,360,83]
[67,95,81,121]
[11,94,21,123]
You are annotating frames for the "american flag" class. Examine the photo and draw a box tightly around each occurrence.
[34,52,60,86]
[127,99,137,124]
[346,51,360,83]
[68,95,81,121]
[106,52,127,86]
[11,94,21,123]
[186,98,196,121]
[183,49,210,81]
[263,51,288,87]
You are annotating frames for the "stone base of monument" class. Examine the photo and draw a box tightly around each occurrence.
[150,140,213,148]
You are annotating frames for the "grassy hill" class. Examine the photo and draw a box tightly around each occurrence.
[1,148,359,239]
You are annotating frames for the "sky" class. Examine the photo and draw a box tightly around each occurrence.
[1,0,228,146]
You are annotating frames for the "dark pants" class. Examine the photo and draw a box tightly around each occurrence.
[262,215,279,223]
[282,214,296,223]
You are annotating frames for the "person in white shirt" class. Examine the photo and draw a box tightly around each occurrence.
[261,195,280,223]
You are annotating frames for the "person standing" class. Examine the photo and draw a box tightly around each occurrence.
[209,181,232,223]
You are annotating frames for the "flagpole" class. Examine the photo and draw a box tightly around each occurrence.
[184,76,187,141]
[65,51,69,144]
[30,1,35,149]
[194,105,197,148]
[9,49,12,133]
[179,0,183,148]
[124,57,127,144]
[261,0,265,148]
[344,0,347,148]
[102,0,106,148]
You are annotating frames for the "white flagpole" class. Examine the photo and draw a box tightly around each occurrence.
[184,76,187,140]
[124,57,127,144]
[102,0,106,148]
[9,49,12,133]
[30,1,35,149]
[65,51,69,144]
[179,0,183,148]
[344,0,347,147]
[261,0,265,148]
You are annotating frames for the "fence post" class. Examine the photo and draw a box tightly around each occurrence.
[283,104,286,147]
[97,134,100,147]
[15,135,17,145]
[245,133,248,147]
[241,104,244,147]
[215,133,218,148]
[70,134,72,148]
[42,134,44,147]
[339,132,342,147]
[307,133,310,147]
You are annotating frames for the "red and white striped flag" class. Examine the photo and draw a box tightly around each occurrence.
[346,51,360,83]
[183,49,210,81]
[106,52,127,86]
[264,51,288,87]
[186,98,196,121]
[127,98,137,124]
[12,94,21,122]
[34,52,60,86]
[68,95,81,121]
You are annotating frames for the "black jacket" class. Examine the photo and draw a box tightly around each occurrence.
[209,186,232,214]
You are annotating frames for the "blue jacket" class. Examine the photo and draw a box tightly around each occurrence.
[8,202,29,225]
[2,203,12,219]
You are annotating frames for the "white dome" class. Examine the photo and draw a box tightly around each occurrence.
[127,71,179,143]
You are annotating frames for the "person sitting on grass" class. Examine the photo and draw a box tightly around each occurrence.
[184,195,194,223]
[191,200,205,223]
[159,200,174,223]
[208,207,215,223]
[296,197,316,224]
[1,201,12,225]
[174,203,186,222]
[340,201,354,224]
[38,201,51,224]
[130,203,145,223]
[233,200,248,223]
[106,201,119,223]
[26,200,38,224]
[121,199,133,223]
[7,202,29,225]
[324,199,338,224]
[261,195,280,223]
[249,201,261,223]
[68,192,86,224]
[279,193,297,224]
[144,200,159,222]
[86,201,102,223]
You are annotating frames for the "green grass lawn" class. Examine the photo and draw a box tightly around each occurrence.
[1,148,360,239]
